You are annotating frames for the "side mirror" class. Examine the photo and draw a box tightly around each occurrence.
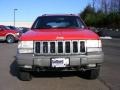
[85,27,92,30]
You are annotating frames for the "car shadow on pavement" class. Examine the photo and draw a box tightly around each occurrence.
[32,71,90,80]
[0,41,6,43]
[10,58,90,80]
[0,41,18,43]
[32,71,78,78]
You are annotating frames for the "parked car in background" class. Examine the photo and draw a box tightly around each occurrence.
[0,25,21,43]
[18,27,29,33]
[7,26,18,30]
[7,25,22,34]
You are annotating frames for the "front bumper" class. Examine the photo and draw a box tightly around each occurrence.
[16,52,104,71]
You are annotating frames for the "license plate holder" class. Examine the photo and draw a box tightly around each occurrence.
[51,58,69,67]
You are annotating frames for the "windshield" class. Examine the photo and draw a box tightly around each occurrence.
[32,16,85,29]
[3,26,10,30]
[7,26,16,30]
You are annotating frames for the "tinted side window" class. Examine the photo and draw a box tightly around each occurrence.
[0,26,3,30]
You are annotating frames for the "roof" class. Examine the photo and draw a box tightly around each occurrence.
[0,25,4,26]
[39,14,79,17]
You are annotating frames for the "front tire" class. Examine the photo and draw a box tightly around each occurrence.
[85,68,100,79]
[6,35,15,43]
[18,71,32,81]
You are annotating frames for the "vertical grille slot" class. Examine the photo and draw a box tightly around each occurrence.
[43,42,48,53]
[80,41,85,53]
[65,41,70,53]
[58,42,63,53]
[73,41,78,53]
[50,42,55,53]
[35,42,40,53]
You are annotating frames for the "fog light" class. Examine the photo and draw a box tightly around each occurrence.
[24,65,32,69]
[87,64,96,67]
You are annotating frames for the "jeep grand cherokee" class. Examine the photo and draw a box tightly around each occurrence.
[16,14,104,81]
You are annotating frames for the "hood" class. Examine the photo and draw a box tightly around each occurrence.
[19,28,100,41]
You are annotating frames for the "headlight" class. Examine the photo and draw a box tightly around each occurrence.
[86,40,102,48]
[86,40,102,52]
[16,32,20,36]
[18,41,33,53]
[18,48,33,53]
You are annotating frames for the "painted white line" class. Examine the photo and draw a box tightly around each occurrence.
[100,36,112,39]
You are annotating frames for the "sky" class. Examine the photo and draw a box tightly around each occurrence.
[0,0,93,23]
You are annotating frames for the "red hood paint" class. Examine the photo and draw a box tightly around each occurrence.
[19,28,100,41]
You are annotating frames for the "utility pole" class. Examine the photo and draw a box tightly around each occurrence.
[14,9,18,27]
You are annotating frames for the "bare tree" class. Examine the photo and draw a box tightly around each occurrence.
[92,0,96,10]
[119,0,120,12]
[101,0,120,13]
[110,0,117,12]
[101,0,110,13]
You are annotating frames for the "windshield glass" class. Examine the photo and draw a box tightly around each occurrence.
[32,16,85,29]
[4,26,10,30]
[7,26,16,30]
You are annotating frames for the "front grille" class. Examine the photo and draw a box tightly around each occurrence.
[34,40,86,55]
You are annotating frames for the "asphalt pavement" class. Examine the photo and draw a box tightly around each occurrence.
[100,39,120,90]
[0,38,120,90]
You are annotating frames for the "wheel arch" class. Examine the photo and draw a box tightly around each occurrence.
[5,33,15,39]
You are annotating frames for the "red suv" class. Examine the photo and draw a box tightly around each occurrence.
[16,14,104,81]
[0,25,20,43]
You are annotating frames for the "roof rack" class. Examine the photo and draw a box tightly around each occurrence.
[42,14,48,16]
[41,14,77,17]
